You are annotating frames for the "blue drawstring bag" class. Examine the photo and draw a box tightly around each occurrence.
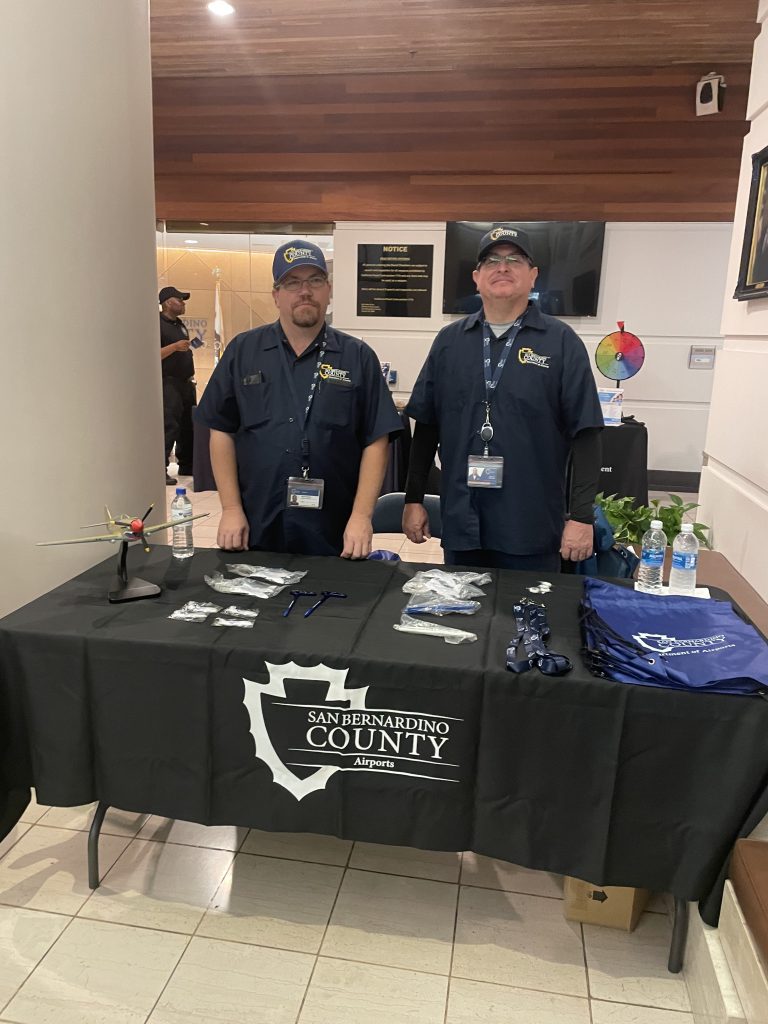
[581,578,768,696]
[573,506,640,580]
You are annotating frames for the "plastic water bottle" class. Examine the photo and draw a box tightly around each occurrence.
[669,523,699,595]
[637,519,667,593]
[170,487,194,559]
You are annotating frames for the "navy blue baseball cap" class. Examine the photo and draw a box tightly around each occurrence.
[272,239,328,285]
[477,225,534,264]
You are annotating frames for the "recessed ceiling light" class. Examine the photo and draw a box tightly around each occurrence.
[184,239,199,245]
[207,1,235,15]
[199,222,210,226]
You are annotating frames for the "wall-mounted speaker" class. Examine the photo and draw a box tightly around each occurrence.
[696,72,726,116]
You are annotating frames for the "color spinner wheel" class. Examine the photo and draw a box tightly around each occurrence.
[595,321,645,382]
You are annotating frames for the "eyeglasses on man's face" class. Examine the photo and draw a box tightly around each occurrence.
[278,275,328,292]
[479,254,531,268]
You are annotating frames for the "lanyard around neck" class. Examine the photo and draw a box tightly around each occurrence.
[481,313,526,403]
[478,313,526,454]
[277,327,327,476]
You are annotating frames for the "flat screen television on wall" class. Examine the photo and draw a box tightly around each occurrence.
[443,221,606,317]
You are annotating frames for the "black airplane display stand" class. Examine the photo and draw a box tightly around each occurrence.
[109,538,161,604]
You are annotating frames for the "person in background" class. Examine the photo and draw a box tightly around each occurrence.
[159,285,195,486]
[196,240,402,557]
[403,225,603,571]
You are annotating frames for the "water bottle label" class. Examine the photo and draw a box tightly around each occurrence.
[671,551,698,571]
[640,549,664,567]
[171,507,190,521]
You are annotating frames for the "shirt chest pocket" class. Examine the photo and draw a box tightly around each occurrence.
[499,359,558,420]
[236,380,272,430]
[315,381,355,429]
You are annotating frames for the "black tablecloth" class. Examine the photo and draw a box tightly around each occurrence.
[2,549,767,923]
[600,421,649,506]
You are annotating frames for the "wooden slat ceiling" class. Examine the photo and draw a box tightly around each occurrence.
[151,1,759,222]
[154,65,751,222]
[150,0,759,78]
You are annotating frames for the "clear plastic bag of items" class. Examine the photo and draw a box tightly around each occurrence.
[393,613,477,645]
[404,592,481,616]
[204,572,288,599]
[403,569,492,601]
[212,613,257,628]
[226,564,308,586]
[168,601,222,623]
[220,605,259,620]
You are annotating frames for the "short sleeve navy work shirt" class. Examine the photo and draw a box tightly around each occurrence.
[405,303,603,556]
[196,321,402,555]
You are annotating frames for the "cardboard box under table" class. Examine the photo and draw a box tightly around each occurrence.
[564,876,650,931]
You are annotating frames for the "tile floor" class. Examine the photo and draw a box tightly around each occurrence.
[0,795,691,1024]
[1,481,755,1023]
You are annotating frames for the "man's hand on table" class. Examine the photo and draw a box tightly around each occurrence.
[341,512,373,559]
[217,507,249,551]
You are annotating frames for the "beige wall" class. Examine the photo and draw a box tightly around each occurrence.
[699,0,768,600]
[0,1,160,617]
[157,246,276,395]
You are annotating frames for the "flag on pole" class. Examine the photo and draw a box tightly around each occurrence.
[213,271,224,366]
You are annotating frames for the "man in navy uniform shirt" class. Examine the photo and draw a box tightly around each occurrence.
[403,225,603,572]
[196,239,401,558]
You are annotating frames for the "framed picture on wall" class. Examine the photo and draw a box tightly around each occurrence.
[735,143,768,300]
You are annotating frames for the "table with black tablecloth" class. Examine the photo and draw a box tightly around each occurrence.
[1,549,767,946]
[599,419,649,506]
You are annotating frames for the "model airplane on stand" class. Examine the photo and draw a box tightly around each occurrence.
[38,503,208,603]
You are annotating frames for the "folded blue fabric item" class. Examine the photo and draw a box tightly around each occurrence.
[581,578,768,696]
[368,549,400,561]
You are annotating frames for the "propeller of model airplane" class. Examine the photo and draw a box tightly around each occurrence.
[83,504,155,552]
[123,504,154,553]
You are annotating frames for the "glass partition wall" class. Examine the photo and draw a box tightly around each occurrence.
[156,221,334,397]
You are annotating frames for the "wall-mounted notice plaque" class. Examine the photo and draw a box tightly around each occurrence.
[357,244,434,317]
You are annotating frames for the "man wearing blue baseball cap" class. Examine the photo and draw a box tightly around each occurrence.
[196,239,402,557]
[403,224,603,572]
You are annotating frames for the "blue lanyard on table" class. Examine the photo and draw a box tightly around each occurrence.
[506,601,573,677]
[277,328,327,478]
[479,314,525,454]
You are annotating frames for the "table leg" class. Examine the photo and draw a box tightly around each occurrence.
[667,897,689,973]
[88,801,109,889]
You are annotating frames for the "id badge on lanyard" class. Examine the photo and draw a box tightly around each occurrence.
[278,331,327,510]
[466,315,525,490]
[286,476,325,509]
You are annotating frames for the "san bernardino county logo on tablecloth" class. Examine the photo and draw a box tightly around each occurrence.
[242,661,462,800]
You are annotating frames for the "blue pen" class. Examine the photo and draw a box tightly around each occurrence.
[304,591,347,617]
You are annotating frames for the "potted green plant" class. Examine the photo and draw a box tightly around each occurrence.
[595,492,711,549]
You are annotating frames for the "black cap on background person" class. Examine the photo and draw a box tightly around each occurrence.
[159,286,190,303]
